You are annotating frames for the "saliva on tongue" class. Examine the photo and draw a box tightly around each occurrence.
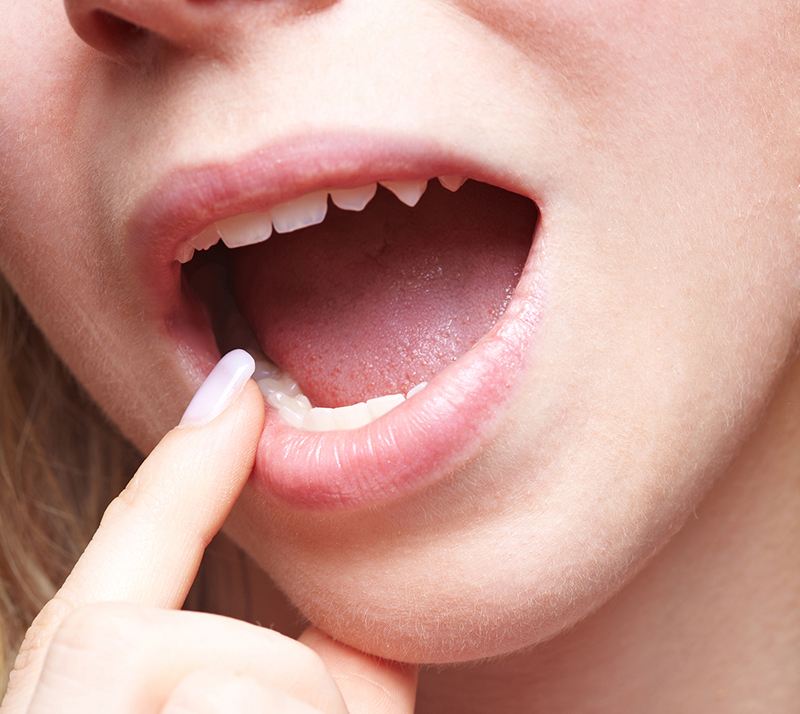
[234,181,536,409]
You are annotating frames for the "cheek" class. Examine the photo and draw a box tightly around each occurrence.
[0,5,92,312]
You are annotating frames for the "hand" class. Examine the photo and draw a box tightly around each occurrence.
[0,351,417,713]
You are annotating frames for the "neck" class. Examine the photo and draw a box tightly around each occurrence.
[417,357,800,713]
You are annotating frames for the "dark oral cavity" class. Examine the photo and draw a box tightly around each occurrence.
[233,180,536,408]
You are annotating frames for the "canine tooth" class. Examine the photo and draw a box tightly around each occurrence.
[191,224,221,251]
[295,395,313,410]
[329,184,378,211]
[332,402,371,430]
[176,243,195,264]
[272,191,328,233]
[366,393,406,420]
[407,382,428,398]
[438,175,467,192]
[216,211,273,248]
[266,392,311,414]
[379,180,428,207]
[258,375,300,397]
[256,377,283,395]
[253,358,282,381]
[303,407,337,432]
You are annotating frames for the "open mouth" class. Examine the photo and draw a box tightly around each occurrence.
[131,138,543,510]
[181,177,536,432]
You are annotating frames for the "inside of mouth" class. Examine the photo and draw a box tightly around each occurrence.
[184,180,537,426]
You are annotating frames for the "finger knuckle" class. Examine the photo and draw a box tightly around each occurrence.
[5,595,76,694]
[44,602,153,681]
[103,485,168,529]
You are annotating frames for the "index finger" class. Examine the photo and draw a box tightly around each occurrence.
[3,350,264,711]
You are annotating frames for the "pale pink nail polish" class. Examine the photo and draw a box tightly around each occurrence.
[179,350,256,427]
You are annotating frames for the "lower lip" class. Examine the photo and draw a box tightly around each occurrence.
[249,273,543,511]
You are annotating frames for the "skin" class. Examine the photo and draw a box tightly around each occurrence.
[1,0,799,710]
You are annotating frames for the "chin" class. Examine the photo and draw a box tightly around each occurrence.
[221,417,706,665]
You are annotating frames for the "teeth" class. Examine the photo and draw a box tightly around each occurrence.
[266,391,311,414]
[366,393,406,420]
[379,180,428,207]
[438,175,467,192]
[303,407,337,432]
[258,374,302,398]
[180,176,453,261]
[277,407,306,429]
[253,358,283,381]
[180,175,444,428]
[217,211,273,249]
[252,367,428,431]
[406,382,428,398]
[271,191,329,234]
[176,243,196,264]
[329,183,378,211]
[191,224,222,251]
[332,402,372,430]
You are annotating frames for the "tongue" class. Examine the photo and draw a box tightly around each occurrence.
[234,181,535,408]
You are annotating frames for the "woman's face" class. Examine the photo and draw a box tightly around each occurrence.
[2,0,800,663]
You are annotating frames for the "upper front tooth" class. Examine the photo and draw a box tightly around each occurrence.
[438,175,467,192]
[379,180,428,207]
[191,224,222,251]
[329,184,378,211]
[216,211,273,248]
[271,191,329,233]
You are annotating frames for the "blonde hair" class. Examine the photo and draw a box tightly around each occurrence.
[0,274,139,692]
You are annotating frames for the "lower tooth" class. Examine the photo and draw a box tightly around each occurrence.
[303,407,337,432]
[278,407,305,428]
[258,375,301,397]
[267,392,311,414]
[366,394,406,420]
[407,382,428,398]
[213,305,410,432]
[250,356,412,431]
[332,402,372,430]
[254,358,283,381]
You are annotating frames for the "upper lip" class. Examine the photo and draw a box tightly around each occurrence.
[127,132,537,315]
[125,130,544,511]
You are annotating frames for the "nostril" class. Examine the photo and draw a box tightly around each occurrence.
[66,6,152,65]
[94,11,146,44]
[65,0,342,65]
[93,11,149,58]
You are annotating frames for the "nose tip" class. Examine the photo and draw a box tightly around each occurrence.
[63,0,336,65]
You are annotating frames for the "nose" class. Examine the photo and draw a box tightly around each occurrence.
[63,0,336,65]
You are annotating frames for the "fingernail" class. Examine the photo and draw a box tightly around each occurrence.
[179,350,256,427]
